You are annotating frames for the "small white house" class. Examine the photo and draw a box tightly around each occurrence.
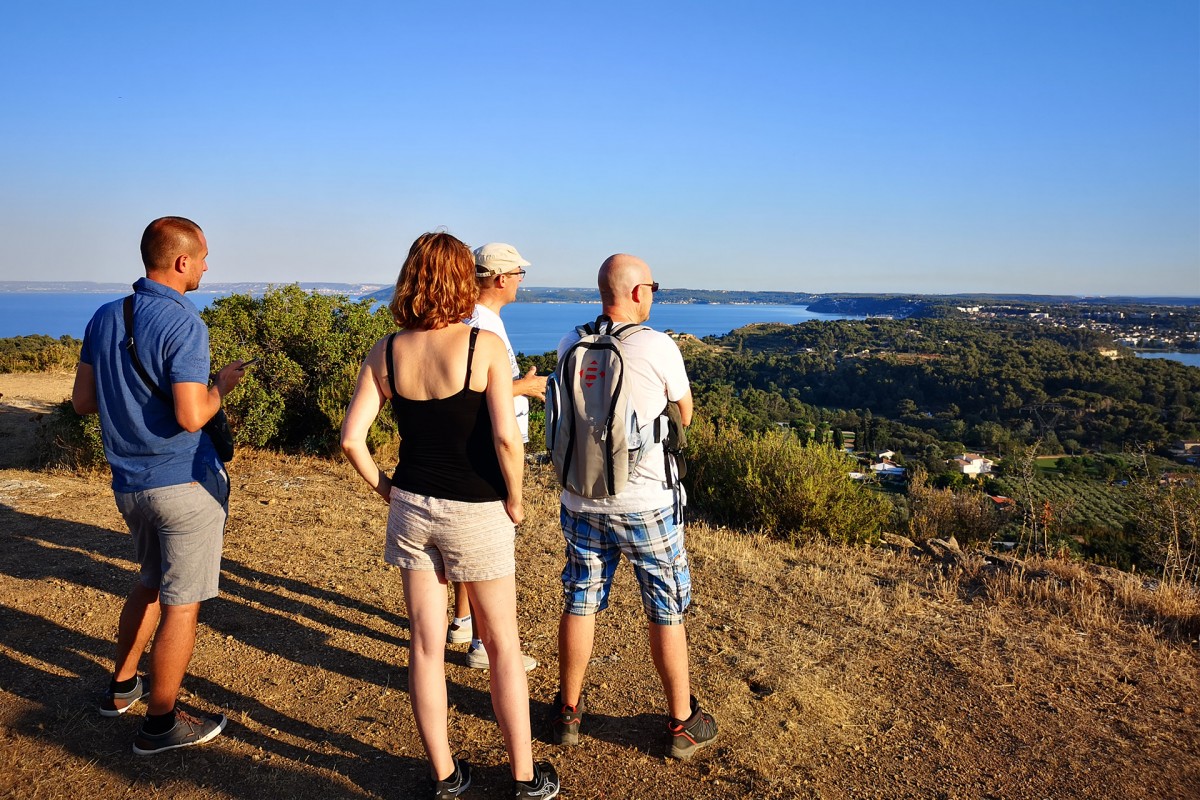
[870,462,907,481]
[952,453,994,476]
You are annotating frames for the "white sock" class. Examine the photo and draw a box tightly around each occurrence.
[452,615,471,626]
[470,638,485,651]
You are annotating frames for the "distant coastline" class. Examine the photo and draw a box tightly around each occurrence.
[2,282,1197,309]
[0,281,388,296]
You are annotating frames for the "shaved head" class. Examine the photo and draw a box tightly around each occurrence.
[140,216,204,275]
[598,254,651,305]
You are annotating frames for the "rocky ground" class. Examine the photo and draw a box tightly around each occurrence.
[1,371,1198,800]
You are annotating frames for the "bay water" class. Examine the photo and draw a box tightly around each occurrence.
[1135,351,1200,368]
[0,292,853,355]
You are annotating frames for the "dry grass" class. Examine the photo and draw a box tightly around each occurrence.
[1,372,1198,799]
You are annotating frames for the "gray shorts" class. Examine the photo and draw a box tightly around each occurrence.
[385,486,515,582]
[114,464,229,605]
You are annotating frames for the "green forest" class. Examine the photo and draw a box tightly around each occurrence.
[682,318,1200,457]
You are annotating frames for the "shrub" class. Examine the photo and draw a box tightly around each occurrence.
[0,335,81,374]
[684,418,890,545]
[203,286,397,453]
[1128,464,1200,587]
[906,466,1006,545]
[38,400,106,470]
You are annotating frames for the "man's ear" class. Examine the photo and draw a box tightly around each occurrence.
[174,253,190,274]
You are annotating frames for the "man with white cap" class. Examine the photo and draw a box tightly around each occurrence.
[447,242,546,671]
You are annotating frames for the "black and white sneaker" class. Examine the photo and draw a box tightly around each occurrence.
[514,760,560,799]
[433,758,472,799]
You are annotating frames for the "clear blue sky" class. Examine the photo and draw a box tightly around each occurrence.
[2,1,1197,295]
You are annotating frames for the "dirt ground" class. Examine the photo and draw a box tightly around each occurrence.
[1,371,1198,800]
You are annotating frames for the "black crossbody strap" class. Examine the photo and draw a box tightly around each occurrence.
[123,294,174,405]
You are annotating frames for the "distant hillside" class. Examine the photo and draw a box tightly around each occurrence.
[362,286,820,305]
[0,281,387,296]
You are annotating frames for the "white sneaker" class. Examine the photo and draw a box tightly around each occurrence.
[446,617,473,645]
[466,644,538,672]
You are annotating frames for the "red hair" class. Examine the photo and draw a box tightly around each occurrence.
[388,232,478,329]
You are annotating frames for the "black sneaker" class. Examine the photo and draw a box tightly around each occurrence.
[99,675,147,717]
[132,708,227,755]
[514,760,560,799]
[433,758,472,799]
[668,696,718,760]
[551,693,584,746]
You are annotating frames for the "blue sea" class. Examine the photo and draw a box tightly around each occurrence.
[1135,351,1200,368]
[0,292,853,355]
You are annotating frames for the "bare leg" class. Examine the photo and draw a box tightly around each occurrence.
[648,621,692,720]
[146,602,200,715]
[557,611,596,708]
[451,582,471,620]
[402,568,455,782]
[113,582,160,682]
[454,582,488,645]
[468,575,533,783]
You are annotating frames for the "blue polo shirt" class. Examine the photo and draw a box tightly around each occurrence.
[80,277,220,492]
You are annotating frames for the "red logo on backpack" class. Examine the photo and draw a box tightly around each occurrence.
[581,359,605,388]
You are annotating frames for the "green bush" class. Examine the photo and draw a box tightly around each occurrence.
[684,418,890,545]
[203,286,397,453]
[38,400,107,470]
[0,335,81,374]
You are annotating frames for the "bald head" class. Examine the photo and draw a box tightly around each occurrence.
[598,254,651,305]
[597,253,656,323]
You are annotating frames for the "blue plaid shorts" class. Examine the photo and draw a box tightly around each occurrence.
[560,505,692,625]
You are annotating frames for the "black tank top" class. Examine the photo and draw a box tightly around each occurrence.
[388,328,506,502]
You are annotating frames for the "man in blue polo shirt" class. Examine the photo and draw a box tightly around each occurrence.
[72,216,247,755]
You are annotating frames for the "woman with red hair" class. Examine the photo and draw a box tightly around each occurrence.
[342,232,559,798]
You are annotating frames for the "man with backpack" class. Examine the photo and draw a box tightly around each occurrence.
[547,253,718,760]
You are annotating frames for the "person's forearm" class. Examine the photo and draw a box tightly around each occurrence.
[493,431,524,502]
[342,439,391,499]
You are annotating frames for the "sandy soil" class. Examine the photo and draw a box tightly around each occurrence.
[1,371,1198,799]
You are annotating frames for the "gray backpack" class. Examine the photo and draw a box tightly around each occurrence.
[546,315,653,498]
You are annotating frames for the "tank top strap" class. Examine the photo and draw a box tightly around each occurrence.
[385,333,398,397]
[464,327,480,391]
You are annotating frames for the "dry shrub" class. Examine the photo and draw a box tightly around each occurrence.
[1128,469,1200,588]
[907,465,1005,545]
[964,554,1200,643]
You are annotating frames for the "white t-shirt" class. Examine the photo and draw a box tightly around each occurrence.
[466,304,529,442]
[556,325,690,514]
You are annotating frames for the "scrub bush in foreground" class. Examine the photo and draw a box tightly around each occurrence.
[684,417,890,545]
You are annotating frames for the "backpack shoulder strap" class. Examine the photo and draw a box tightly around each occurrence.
[123,294,173,405]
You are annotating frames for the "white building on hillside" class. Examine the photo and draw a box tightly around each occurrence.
[951,453,994,476]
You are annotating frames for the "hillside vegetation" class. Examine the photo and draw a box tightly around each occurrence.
[685,317,1200,454]
[16,289,1200,586]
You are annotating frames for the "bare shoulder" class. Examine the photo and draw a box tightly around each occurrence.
[473,328,506,354]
